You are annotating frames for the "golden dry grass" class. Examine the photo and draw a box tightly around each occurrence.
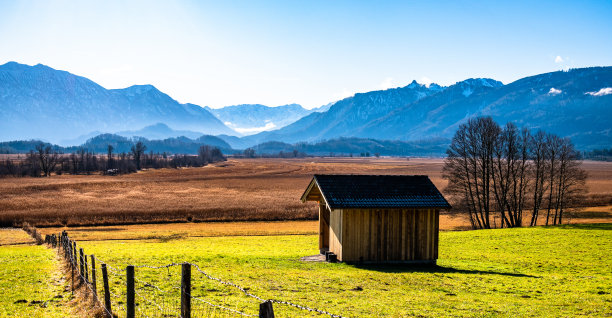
[39,220,319,241]
[0,228,34,245]
[1,158,610,228]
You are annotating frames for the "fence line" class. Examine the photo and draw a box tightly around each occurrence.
[46,232,347,318]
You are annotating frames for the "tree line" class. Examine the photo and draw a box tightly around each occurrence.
[443,117,587,229]
[0,141,226,177]
[583,148,612,162]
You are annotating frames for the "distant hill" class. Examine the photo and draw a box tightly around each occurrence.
[251,137,449,157]
[0,62,236,143]
[205,103,314,135]
[0,134,234,155]
[78,134,233,154]
[117,123,204,140]
[0,135,447,157]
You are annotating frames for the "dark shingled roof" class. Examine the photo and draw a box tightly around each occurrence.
[304,174,451,209]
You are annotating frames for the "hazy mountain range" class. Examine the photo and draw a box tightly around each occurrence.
[0,62,233,143]
[243,70,611,150]
[205,103,331,135]
[1,61,610,153]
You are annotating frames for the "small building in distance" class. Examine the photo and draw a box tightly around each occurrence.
[301,175,451,264]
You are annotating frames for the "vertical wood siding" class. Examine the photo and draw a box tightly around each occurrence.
[327,208,439,262]
[329,209,343,260]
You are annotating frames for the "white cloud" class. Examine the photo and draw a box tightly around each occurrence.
[232,122,278,135]
[554,56,564,63]
[548,87,562,95]
[332,88,354,101]
[378,77,395,90]
[586,87,612,96]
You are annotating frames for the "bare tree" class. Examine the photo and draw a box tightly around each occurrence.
[544,134,562,225]
[444,117,586,229]
[131,141,146,170]
[198,145,212,164]
[107,144,114,169]
[35,143,60,177]
[552,138,587,224]
[443,117,500,229]
[529,130,548,226]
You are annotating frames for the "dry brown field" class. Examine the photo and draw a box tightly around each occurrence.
[1,157,611,228]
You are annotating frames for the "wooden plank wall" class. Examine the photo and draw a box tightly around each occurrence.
[333,208,439,262]
[329,209,343,259]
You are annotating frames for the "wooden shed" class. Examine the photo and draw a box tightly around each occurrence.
[301,175,451,264]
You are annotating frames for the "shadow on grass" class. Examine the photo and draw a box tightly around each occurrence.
[352,264,540,278]
[545,223,612,230]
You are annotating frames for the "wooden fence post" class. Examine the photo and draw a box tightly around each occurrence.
[68,240,74,294]
[84,254,89,284]
[101,263,112,318]
[72,241,79,274]
[71,254,75,294]
[259,300,275,318]
[126,265,135,318]
[91,255,97,301]
[79,248,85,283]
[181,263,191,318]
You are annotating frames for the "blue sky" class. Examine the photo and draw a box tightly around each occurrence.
[0,0,610,109]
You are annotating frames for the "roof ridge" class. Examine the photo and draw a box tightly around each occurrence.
[303,174,451,209]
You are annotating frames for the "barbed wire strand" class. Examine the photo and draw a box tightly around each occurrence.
[60,236,348,318]
[171,286,256,317]
[188,262,347,317]
[135,288,165,315]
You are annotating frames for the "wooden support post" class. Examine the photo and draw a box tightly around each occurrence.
[259,300,275,318]
[126,265,135,318]
[181,263,191,318]
[79,248,85,283]
[101,263,112,318]
[91,255,97,301]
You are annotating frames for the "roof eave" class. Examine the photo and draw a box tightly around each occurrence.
[299,178,317,203]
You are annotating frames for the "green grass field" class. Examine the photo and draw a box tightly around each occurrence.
[70,224,612,317]
[0,242,72,317]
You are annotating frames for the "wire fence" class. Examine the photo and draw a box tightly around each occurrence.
[45,232,347,318]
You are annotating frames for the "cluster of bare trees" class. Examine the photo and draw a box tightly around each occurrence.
[443,117,586,229]
[0,142,226,178]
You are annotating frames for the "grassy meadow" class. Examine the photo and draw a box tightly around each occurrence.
[61,223,612,317]
[0,230,72,317]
